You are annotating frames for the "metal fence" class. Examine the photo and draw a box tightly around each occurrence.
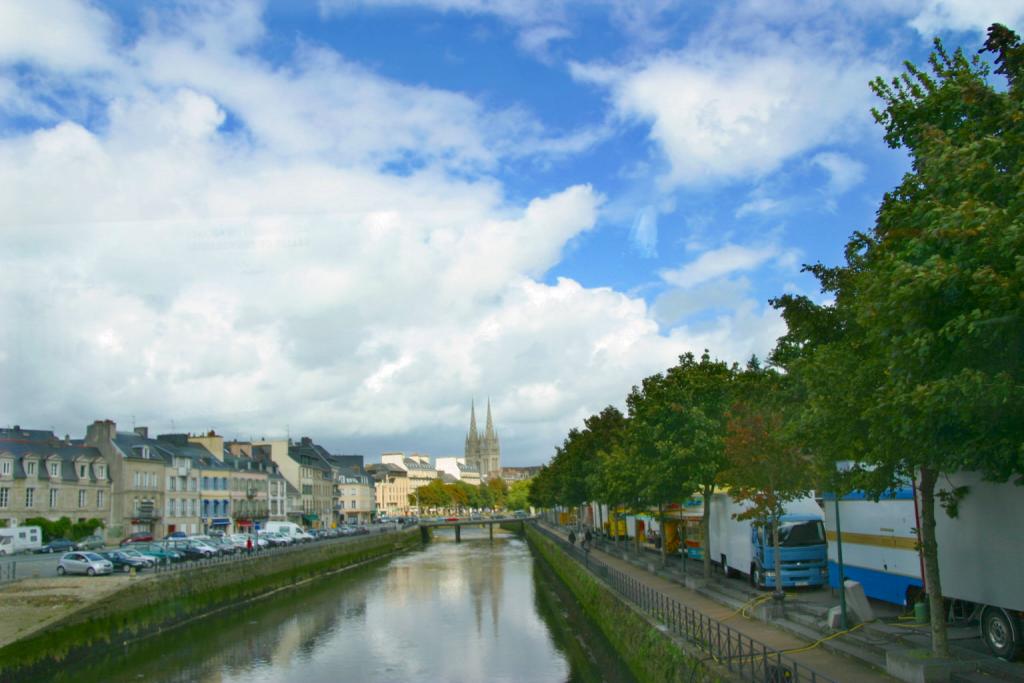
[0,524,412,583]
[532,523,835,683]
[151,525,408,574]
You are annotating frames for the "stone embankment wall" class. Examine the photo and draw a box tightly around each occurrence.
[0,530,421,679]
[525,525,718,683]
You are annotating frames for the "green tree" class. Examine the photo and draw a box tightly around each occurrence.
[772,25,1024,655]
[628,352,735,576]
[722,360,815,601]
[506,479,532,511]
[485,477,508,509]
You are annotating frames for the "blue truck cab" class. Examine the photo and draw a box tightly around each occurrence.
[750,513,829,589]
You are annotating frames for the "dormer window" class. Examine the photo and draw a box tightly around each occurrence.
[49,462,60,477]
[78,464,87,479]
[26,461,36,476]
[0,459,10,476]
[96,464,105,479]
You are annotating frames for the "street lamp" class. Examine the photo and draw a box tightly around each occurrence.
[833,461,852,630]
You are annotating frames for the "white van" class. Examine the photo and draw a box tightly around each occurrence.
[264,521,309,540]
[0,526,43,554]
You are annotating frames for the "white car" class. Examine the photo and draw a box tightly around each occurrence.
[58,552,114,576]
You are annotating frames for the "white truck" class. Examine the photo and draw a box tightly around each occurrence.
[825,471,1024,659]
[709,493,829,589]
[0,525,43,554]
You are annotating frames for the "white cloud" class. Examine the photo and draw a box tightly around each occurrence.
[660,243,784,289]
[629,206,658,256]
[574,39,880,187]
[812,151,867,194]
[0,0,116,72]
[908,0,1024,36]
[0,0,803,463]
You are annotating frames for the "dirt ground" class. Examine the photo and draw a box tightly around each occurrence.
[0,573,154,649]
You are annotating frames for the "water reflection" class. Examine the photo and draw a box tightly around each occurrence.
[39,528,628,683]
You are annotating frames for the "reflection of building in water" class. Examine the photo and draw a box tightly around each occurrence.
[185,578,369,680]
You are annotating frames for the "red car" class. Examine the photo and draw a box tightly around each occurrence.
[120,532,154,545]
[445,517,459,522]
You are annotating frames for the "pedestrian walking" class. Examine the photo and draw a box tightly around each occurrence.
[583,529,592,549]
[568,530,576,546]
[246,536,253,554]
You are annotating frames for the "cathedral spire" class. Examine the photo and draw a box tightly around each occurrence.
[484,398,496,441]
[468,399,479,440]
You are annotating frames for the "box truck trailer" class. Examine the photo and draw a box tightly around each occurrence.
[824,471,1024,659]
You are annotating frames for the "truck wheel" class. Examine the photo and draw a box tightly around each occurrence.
[981,607,1022,660]
[751,564,762,589]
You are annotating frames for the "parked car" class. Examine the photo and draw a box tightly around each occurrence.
[34,538,76,554]
[100,550,149,573]
[57,551,113,576]
[120,532,154,545]
[118,548,158,567]
[74,534,106,551]
[131,543,181,564]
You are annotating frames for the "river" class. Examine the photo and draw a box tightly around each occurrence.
[44,527,634,682]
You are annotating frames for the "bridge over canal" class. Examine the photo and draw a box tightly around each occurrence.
[418,516,534,542]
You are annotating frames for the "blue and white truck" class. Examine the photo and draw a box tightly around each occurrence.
[824,471,1024,659]
[709,492,829,589]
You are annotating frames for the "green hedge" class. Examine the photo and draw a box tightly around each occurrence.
[526,525,718,683]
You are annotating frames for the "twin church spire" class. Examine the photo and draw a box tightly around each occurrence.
[465,399,500,480]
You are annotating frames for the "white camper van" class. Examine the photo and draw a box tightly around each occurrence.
[263,521,313,541]
[0,526,43,554]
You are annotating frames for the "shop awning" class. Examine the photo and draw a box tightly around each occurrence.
[302,513,319,522]
[210,518,232,526]
[236,520,253,527]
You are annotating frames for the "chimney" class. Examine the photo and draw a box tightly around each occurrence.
[85,420,116,446]
[134,426,149,439]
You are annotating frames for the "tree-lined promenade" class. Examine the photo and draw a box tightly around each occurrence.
[529,25,1024,657]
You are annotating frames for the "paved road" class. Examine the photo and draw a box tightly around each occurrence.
[0,552,63,580]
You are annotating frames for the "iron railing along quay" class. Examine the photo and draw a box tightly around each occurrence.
[532,522,836,683]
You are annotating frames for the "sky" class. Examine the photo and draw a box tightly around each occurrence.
[1,0,1022,466]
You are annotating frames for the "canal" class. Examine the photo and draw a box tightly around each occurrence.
[43,527,634,682]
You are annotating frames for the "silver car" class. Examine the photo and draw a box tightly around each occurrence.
[58,551,114,576]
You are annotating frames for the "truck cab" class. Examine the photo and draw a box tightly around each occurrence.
[710,493,828,589]
[750,514,828,589]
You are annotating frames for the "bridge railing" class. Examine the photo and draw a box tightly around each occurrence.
[531,522,835,683]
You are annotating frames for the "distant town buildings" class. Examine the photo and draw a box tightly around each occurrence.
[1,408,537,537]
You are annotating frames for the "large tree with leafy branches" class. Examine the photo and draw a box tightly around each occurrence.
[772,25,1024,655]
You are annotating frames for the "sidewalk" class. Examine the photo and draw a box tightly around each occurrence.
[543,523,895,682]
[541,523,1022,683]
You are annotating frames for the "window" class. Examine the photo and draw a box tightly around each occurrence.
[79,490,87,508]
[350,501,357,509]
[133,472,140,488]
[169,476,176,491]
[97,490,104,509]
[50,462,60,477]
[96,465,105,479]
[26,461,36,476]
[189,478,196,491]
[49,488,59,508]
[79,464,86,478]
[1,487,11,507]
[25,488,34,507]
[0,460,10,476]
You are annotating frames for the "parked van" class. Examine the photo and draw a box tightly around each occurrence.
[0,526,43,554]
[264,521,307,539]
